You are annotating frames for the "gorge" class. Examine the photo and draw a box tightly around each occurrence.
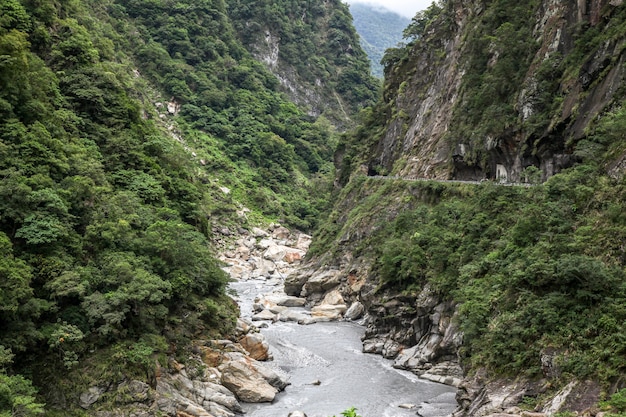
[1,0,626,416]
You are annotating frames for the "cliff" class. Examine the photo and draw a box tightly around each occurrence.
[300,1,626,416]
[227,0,380,129]
[340,0,626,182]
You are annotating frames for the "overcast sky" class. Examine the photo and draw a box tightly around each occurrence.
[345,0,434,18]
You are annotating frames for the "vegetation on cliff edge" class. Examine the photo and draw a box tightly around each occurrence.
[0,0,376,413]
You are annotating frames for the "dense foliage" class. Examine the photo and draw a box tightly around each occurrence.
[320,0,626,386]
[227,0,380,126]
[314,163,626,381]
[349,3,409,78]
[376,168,625,379]
[0,0,235,411]
[0,0,374,413]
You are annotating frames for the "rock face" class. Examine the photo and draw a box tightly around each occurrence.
[354,0,626,183]
[219,356,278,403]
[293,1,626,416]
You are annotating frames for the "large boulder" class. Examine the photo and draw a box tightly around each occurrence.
[239,333,270,361]
[219,358,277,403]
[345,301,365,320]
[251,310,277,322]
[311,303,347,321]
[155,369,243,417]
[263,294,307,308]
[321,289,344,305]
[303,269,341,296]
[284,270,310,296]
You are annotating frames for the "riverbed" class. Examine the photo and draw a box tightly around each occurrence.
[230,279,458,417]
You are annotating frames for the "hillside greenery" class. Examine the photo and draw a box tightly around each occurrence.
[228,0,380,127]
[349,3,410,78]
[318,0,626,388]
[0,0,376,413]
[313,163,626,382]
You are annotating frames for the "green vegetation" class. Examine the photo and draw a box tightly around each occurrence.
[228,0,380,126]
[0,0,376,413]
[602,388,626,417]
[332,407,362,417]
[349,3,410,78]
[450,0,540,164]
[316,164,626,381]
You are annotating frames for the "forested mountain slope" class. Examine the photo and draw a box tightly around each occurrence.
[349,3,410,78]
[228,0,380,128]
[297,0,626,415]
[0,0,376,414]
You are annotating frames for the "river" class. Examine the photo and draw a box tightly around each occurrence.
[230,279,458,417]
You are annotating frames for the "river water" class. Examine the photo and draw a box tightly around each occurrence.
[230,279,458,417]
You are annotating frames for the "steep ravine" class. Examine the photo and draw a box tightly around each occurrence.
[223,224,457,417]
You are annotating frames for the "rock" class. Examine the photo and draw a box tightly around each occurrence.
[254,361,290,391]
[257,238,273,249]
[79,386,106,409]
[278,309,310,323]
[219,359,277,403]
[284,251,302,263]
[321,289,344,305]
[235,318,251,336]
[362,338,384,354]
[264,294,307,308]
[236,246,250,260]
[250,258,275,278]
[269,305,289,314]
[223,264,248,280]
[272,226,291,240]
[156,371,243,417]
[284,270,310,296]
[382,339,402,359]
[239,333,270,361]
[167,100,179,114]
[298,316,329,325]
[345,301,365,320]
[420,372,463,387]
[263,243,287,262]
[304,269,341,295]
[289,411,308,417]
[251,310,277,321]
[252,227,269,238]
[311,304,347,320]
[295,234,312,251]
[179,403,213,417]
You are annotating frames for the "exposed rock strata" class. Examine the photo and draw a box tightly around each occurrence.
[365,0,626,182]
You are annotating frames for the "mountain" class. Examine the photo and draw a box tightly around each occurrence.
[294,0,626,415]
[0,0,377,414]
[228,0,380,128]
[349,3,411,78]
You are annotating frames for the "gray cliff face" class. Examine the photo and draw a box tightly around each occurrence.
[369,0,626,182]
[297,1,626,416]
[228,0,379,129]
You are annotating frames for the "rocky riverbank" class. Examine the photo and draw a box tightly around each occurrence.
[286,256,609,417]
[75,224,308,417]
